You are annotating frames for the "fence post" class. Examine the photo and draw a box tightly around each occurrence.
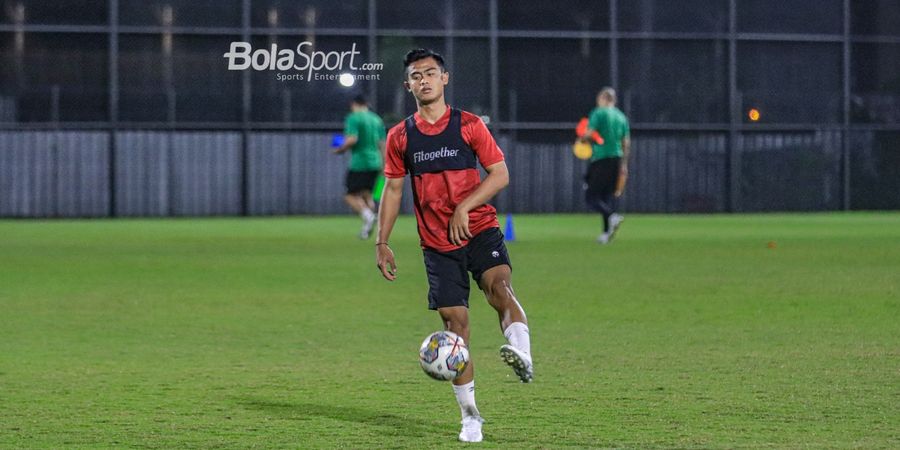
[842,0,851,210]
[727,0,740,213]
[108,0,119,217]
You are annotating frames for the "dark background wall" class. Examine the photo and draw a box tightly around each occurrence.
[1,0,898,217]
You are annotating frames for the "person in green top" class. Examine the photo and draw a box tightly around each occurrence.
[334,95,386,239]
[580,87,631,244]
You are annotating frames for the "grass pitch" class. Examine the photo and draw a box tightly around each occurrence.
[1,213,898,449]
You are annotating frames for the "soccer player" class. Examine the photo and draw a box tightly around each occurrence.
[333,94,386,239]
[374,49,533,443]
[581,87,631,244]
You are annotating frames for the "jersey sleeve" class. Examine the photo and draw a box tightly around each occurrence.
[343,114,359,138]
[462,113,505,168]
[383,125,407,178]
[622,114,630,138]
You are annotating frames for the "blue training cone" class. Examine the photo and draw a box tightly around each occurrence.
[504,213,516,242]
[330,133,345,148]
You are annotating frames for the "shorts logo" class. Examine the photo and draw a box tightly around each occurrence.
[491,251,500,258]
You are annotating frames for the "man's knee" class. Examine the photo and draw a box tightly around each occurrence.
[438,307,470,336]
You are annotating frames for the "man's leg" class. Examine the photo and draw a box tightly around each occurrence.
[600,157,624,241]
[584,161,614,233]
[438,306,475,387]
[362,190,376,213]
[362,171,378,212]
[585,188,614,232]
[345,171,377,236]
[438,306,483,442]
[479,265,533,382]
[426,247,481,442]
[585,158,622,242]
[343,192,367,214]
[605,190,624,241]
[479,265,527,331]
[343,184,376,239]
[357,189,377,238]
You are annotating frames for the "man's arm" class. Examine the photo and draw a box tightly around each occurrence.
[335,115,359,154]
[579,126,594,143]
[580,125,597,143]
[378,120,387,156]
[615,135,631,197]
[375,177,404,281]
[448,161,509,246]
[333,135,358,154]
[580,109,601,143]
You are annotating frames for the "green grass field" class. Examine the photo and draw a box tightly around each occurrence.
[1,213,898,449]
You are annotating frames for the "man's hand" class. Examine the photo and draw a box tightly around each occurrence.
[376,177,404,280]
[615,164,628,197]
[333,136,358,155]
[376,244,397,281]
[448,207,473,247]
[446,161,508,247]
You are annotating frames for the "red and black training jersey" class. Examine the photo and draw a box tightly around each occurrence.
[384,106,505,253]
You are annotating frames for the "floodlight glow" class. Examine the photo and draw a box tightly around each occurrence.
[339,73,355,87]
[748,108,761,121]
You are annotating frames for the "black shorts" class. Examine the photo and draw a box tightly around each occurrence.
[422,227,512,310]
[346,170,380,194]
[585,157,621,198]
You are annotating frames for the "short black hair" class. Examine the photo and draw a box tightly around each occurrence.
[352,94,368,106]
[403,48,445,73]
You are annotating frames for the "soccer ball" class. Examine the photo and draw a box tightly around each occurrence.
[418,331,470,381]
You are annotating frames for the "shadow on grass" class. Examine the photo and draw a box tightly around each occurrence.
[239,398,599,448]
[239,398,441,438]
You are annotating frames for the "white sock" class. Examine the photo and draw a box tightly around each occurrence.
[452,381,480,419]
[503,322,531,357]
[360,208,375,222]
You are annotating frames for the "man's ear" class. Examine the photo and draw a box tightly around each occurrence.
[404,80,412,92]
[442,71,449,86]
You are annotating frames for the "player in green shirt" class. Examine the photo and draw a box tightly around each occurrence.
[581,87,631,244]
[334,95,386,239]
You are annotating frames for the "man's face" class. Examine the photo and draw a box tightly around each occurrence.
[597,94,616,108]
[404,57,449,104]
[597,94,610,107]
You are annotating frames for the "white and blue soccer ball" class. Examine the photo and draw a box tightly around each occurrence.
[419,330,470,381]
